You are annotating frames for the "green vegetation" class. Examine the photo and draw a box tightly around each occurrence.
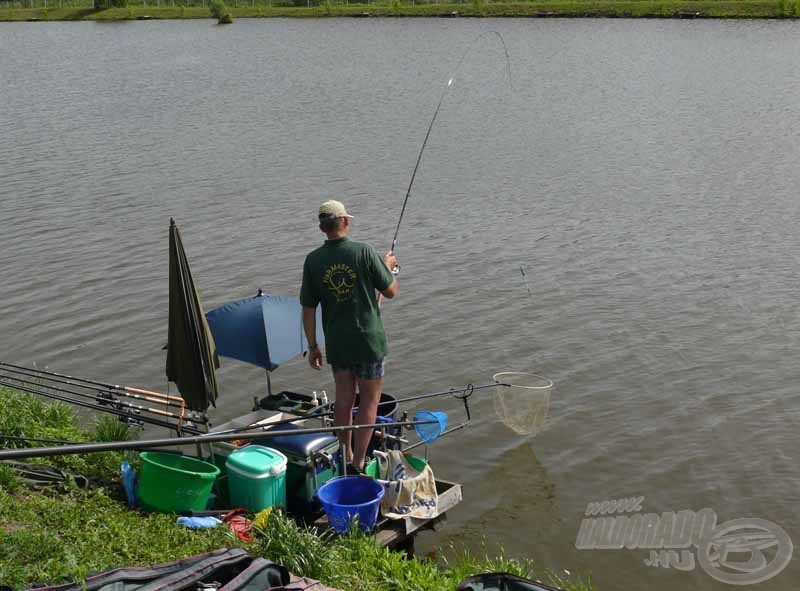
[93,0,127,8]
[0,0,798,20]
[209,0,232,22]
[0,386,593,591]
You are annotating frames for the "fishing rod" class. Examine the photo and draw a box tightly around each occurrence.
[0,361,183,404]
[390,381,507,405]
[0,378,203,435]
[0,418,440,461]
[0,372,196,424]
[405,422,468,452]
[0,363,186,408]
[217,381,508,439]
[389,31,513,264]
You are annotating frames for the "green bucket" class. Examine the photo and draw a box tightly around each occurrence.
[138,452,220,513]
[364,455,428,479]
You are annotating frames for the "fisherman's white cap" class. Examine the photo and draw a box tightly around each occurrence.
[318,200,354,220]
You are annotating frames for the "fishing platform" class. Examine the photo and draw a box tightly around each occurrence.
[208,388,465,554]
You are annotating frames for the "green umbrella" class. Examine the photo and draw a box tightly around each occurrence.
[166,218,220,412]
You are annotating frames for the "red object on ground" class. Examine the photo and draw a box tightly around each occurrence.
[221,508,254,542]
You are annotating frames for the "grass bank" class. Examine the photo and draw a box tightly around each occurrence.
[1,0,799,21]
[0,385,594,591]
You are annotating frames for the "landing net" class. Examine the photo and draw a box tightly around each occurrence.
[493,372,553,436]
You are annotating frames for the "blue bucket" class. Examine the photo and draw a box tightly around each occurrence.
[317,476,384,533]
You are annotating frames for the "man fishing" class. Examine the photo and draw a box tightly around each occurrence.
[300,200,398,473]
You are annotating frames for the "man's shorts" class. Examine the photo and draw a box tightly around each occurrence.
[331,359,385,380]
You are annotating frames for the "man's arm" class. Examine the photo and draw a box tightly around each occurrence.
[379,251,398,300]
[302,306,322,369]
[381,278,398,299]
[300,257,322,369]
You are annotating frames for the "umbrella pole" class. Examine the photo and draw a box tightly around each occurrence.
[195,422,205,459]
[198,420,218,480]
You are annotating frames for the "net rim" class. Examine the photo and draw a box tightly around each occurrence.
[493,372,553,390]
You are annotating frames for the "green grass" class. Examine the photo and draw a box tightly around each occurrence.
[93,414,138,443]
[0,386,136,483]
[0,487,246,587]
[0,386,594,591]
[0,0,798,20]
[0,463,21,492]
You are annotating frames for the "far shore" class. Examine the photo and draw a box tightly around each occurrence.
[1,1,799,22]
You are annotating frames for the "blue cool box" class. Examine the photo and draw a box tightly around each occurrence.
[254,424,341,513]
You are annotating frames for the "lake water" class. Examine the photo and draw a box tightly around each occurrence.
[2,17,800,591]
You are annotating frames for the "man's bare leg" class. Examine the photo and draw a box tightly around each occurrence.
[333,369,356,463]
[351,377,382,471]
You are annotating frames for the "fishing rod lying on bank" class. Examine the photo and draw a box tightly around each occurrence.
[0,373,190,422]
[0,362,205,434]
[0,418,444,461]
[0,376,204,435]
[0,361,183,405]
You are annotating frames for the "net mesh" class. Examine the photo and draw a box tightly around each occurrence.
[493,372,553,435]
[413,411,448,443]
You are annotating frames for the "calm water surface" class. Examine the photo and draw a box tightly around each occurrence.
[2,17,800,591]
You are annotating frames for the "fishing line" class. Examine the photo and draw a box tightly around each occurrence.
[389,30,514,267]
[520,265,533,298]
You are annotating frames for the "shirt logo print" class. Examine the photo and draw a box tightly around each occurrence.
[322,263,357,302]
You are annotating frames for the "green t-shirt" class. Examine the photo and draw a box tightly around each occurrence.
[300,237,394,365]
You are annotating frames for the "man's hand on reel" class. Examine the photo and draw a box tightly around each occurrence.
[384,250,399,275]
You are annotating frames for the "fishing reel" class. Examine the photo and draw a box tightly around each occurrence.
[96,391,146,428]
[118,415,145,429]
[94,390,117,406]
